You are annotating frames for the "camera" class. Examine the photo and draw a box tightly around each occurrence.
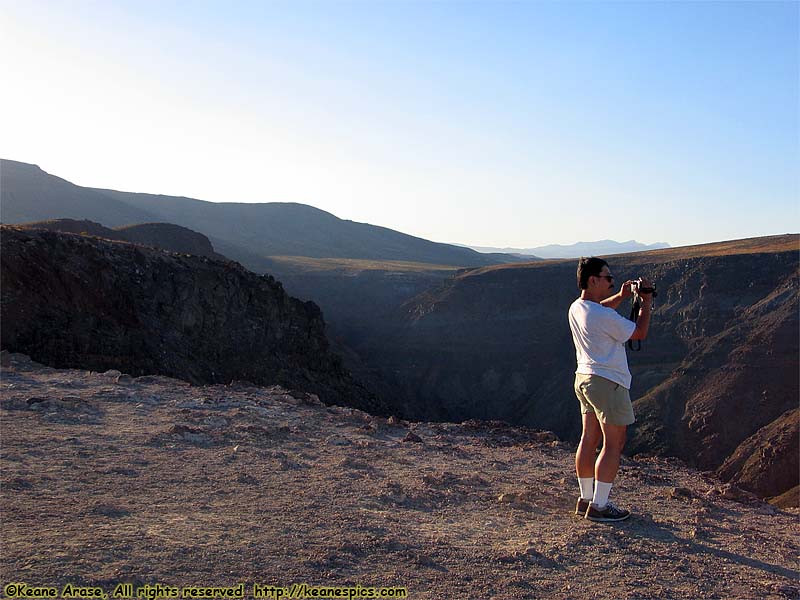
[631,278,657,297]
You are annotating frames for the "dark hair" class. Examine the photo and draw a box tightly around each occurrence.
[577,257,608,289]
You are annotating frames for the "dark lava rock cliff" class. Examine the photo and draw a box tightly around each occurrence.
[0,226,386,414]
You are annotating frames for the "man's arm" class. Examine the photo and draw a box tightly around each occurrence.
[629,295,652,340]
[601,280,634,310]
[600,292,624,310]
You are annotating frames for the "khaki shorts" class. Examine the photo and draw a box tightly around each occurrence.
[574,373,635,426]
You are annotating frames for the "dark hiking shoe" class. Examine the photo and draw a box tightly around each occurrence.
[575,498,591,516]
[585,501,631,522]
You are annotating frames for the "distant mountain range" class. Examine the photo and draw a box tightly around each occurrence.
[0,159,669,265]
[455,240,671,258]
[0,159,527,269]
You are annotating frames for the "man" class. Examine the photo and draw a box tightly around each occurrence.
[568,257,653,522]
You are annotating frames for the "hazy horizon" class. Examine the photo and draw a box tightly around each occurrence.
[1,1,797,248]
[4,156,799,252]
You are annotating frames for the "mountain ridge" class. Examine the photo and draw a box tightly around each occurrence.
[0,158,525,268]
[0,160,159,226]
[456,239,671,258]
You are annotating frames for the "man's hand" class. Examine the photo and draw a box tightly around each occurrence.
[630,277,654,340]
[620,280,635,299]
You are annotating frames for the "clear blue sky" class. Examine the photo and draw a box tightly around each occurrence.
[1,0,797,247]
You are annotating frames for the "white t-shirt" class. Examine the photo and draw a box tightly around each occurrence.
[568,298,637,389]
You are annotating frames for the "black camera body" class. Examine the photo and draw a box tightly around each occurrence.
[628,278,657,351]
[631,278,657,297]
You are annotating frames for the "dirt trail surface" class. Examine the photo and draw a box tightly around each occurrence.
[2,354,798,600]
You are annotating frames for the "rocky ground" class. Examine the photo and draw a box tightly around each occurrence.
[1,353,798,600]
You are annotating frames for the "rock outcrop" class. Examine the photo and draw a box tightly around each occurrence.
[0,226,386,414]
[716,409,799,507]
[17,218,228,260]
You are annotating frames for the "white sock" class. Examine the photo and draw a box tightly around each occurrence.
[592,481,613,508]
[578,477,594,500]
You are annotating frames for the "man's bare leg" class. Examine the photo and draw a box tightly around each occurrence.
[585,420,632,520]
[576,412,602,478]
[589,420,628,513]
[574,412,602,512]
[595,421,626,483]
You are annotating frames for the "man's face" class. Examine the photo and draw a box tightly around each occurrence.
[591,265,616,299]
